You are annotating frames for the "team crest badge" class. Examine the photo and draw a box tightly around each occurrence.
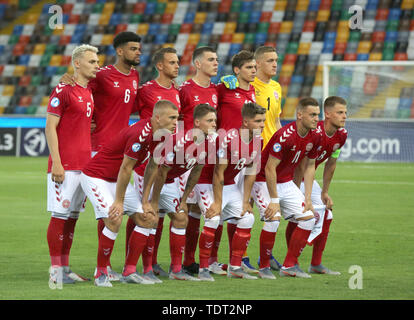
[133,80,137,90]
[306,143,313,151]
[333,143,340,151]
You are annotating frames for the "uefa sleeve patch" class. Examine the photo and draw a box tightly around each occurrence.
[50,97,60,107]
[273,143,282,153]
[217,148,225,158]
[132,143,141,152]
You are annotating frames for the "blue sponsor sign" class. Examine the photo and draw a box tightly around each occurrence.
[338,121,414,162]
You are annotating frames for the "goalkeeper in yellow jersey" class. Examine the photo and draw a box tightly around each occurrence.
[221,46,283,273]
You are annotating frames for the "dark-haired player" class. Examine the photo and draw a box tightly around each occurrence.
[293,96,348,275]
[253,97,322,278]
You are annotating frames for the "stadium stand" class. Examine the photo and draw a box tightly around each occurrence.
[0,0,413,118]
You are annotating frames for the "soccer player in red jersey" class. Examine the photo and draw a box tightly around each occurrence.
[60,32,142,280]
[80,100,179,287]
[179,46,219,132]
[195,102,265,280]
[144,104,217,281]
[45,44,99,289]
[216,50,257,131]
[132,47,181,277]
[178,46,221,275]
[252,97,322,278]
[293,96,348,275]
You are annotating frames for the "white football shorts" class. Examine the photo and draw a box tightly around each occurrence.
[80,173,142,220]
[47,171,86,214]
[194,183,244,221]
[252,180,313,222]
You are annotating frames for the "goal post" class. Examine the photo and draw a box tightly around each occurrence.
[322,61,414,162]
[322,61,414,119]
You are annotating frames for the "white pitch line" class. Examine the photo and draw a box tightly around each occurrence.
[318,179,414,186]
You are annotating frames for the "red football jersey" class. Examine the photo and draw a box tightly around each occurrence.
[136,80,181,120]
[178,79,218,132]
[216,83,256,131]
[134,80,181,176]
[47,83,94,173]
[198,129,262,185]
[315,121,348,168]
[82,119,156,182]
[256,122,322,183]
[158,131,214,183]
[88,65,139,152]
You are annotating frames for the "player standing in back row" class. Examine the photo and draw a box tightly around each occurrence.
[45,44,99,289]
[132,47,181,278]
[60,32,142,281]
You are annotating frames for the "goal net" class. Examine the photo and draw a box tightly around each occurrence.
[322,61,414,162]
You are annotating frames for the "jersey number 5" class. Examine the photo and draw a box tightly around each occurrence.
[86,102,92,117]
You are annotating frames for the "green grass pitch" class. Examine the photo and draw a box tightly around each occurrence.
[0,157,413,300]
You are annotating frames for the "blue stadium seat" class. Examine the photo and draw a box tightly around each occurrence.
[366,0,379,9]
[308,0,320,11]
[145,2,156,15]
[291,75,304,84]
[148,23,160,36]
[44,66,58,77]
[18,55,30,65]
[139,54,150,67]
[249,11,261,24]
[229,43,242,57]
[42,4,53,14]
[202,23,214,35]
[14,106,27,114]
[324,32,337,42]
[13,25,23,35]
[241,1,253,12]
[322,40,335,53]
[155,34,168,44]
[255,33,267,45]
[385,31,398,42]
[110,13,122,25]
[70,33,83,43]
[398,98,412,110]
[75,24,87,33]
[388,8,401,20]
[106,46,116,55]
[357,53,369,60]
[184,12,195,23]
